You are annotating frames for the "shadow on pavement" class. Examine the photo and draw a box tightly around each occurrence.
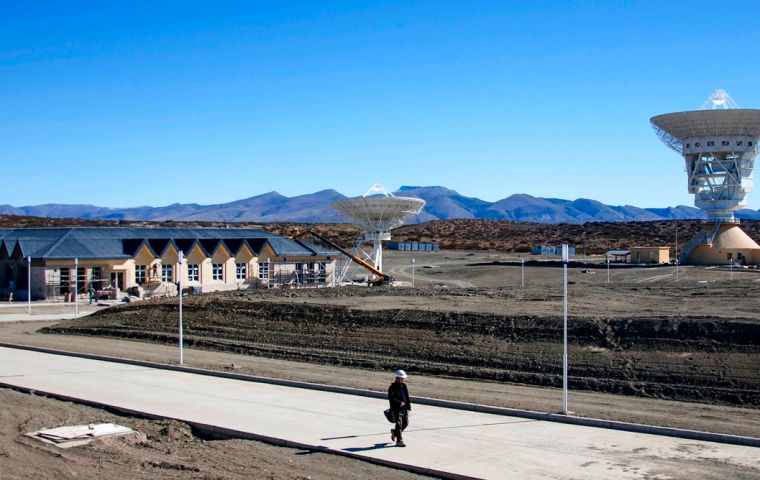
[343,442,393,452]
[321,419,536,442]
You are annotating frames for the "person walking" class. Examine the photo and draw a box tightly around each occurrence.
[388,369,411,447]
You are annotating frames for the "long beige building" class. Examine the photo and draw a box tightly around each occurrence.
[0,227,337,300]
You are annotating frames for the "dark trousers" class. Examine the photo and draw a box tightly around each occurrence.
[393,410,409,441]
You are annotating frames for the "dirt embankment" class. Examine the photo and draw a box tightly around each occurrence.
[0,388,428,480]
[43,292,760,407]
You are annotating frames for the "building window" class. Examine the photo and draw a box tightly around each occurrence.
[306,262,315,283]
[318,262,326,283]
[161,264,173,282]
[707,141,714,147]
[749,141,754,147]
[236,262,247,280]
[90,267,102,287]
[60,267,70,295]
[294,262,303,283]
[135,265,146,285]
[737,141,743,146]
[212,263,223,281]
[187,264,199,282]
[685,143,690,148]
[722,140,730,146]
[694,142,701,147]
[259,261,269,279]
[77,267,86,293]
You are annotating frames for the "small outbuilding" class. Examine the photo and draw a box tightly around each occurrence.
[629,246,670,264]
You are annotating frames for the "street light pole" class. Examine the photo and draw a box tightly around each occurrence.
[607,256,610,284]
[178,251,184,365]
[676,259,679,283]
[675,225,678,269]
[27,256,31,315]
[411,258,416,288]
[74,258,79,316]
[561,244,569,415]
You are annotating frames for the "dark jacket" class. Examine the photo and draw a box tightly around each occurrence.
[388,381,411,412]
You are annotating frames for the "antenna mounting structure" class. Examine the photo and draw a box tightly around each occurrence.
[331,183,425,281]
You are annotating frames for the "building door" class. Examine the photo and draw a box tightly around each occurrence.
[110,272,124,289]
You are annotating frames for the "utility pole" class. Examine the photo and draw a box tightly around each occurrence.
[411,258,416,288]
[521,257,525,288]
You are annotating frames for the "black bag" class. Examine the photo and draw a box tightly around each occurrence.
[383,408,396,423]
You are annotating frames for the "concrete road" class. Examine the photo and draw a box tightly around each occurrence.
[0,347,757,480]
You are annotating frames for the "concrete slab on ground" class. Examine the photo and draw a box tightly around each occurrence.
[0,313,96,323]
[0,347,757,480]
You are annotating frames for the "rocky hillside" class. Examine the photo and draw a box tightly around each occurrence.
[4,214,760,254]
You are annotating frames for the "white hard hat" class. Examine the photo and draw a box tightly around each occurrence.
[394,369,408,378]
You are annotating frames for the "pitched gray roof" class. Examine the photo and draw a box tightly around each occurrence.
[0,227,336,260]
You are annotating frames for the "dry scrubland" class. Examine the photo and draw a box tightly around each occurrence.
[4,213,760,254]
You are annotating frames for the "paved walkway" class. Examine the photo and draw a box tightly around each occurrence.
[0,303,102,322]
[0,312,95,322]
[0,347,757,479]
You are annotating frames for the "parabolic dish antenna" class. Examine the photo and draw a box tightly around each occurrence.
[650,90,760,264]
[332,183,425,279]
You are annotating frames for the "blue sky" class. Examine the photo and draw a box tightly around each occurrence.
[2,1,760,209]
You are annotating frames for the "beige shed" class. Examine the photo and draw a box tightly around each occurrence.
[629,247,670,264]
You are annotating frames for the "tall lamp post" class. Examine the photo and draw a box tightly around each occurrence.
[178,251,184,365]
[607,256,610,284]
[27,256,31,315]
[675,225,679,282]
[676,259,679,283]
[74,258,79,316]
[561,244,569,415]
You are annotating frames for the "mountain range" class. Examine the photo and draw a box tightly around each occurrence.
[3,186,760,224]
